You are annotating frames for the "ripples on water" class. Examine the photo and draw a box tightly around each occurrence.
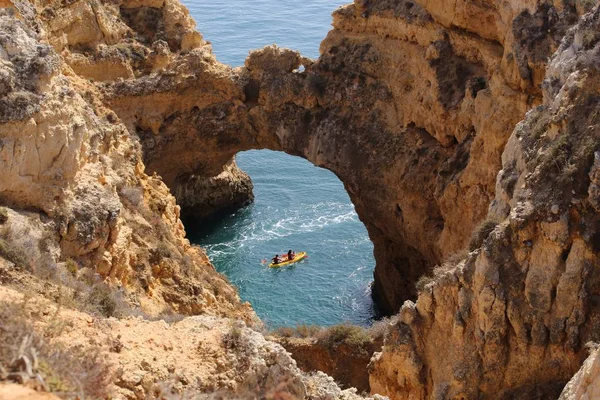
[183,0,346,64]
[182,0,377,327]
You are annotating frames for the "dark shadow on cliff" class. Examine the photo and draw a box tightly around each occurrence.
[184,204,254,241]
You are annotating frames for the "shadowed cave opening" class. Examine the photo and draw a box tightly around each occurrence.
[186,150,378,328]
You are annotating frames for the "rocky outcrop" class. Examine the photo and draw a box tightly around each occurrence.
[274,335,383,393]
[369,6,600,399]
[26,0,256,222]
[0,285,370,400]
[560,345,600,400]
[2,0,600,398]
[175,158,254,223]
[0,3,252,321]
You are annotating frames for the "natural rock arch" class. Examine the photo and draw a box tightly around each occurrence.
[104,45,456,313]
[100,0,579,314]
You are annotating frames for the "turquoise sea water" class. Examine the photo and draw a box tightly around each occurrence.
[183,0,377,327]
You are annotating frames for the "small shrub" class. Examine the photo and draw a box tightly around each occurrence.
[180,253,196,278]
[581,30,600,49]
[446,249,468,265]
[415,274,435,292]
[271,324,322,339]
[368,316,397,341]
[547,135,570,172]
[65,258,79,277]
[415,252,467,293]
[0,225,44,273]
[0,207,8,224]
[432,262,454,277]
[0,237,29,269]
[272,326,295,338]
[84,283,130,318]
[53,284,81,311]
[120,186,144,208]
[149,242,173,265]
[318,324,371,349]
[223,321,244,349]
[468,217,501,251]
[38,235,54,254]
[295,324,322,338]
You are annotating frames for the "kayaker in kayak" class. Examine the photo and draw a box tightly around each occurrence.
[287,250,295,261]
[272,254,281,265]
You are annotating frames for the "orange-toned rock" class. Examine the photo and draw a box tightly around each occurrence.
[0,7,251,321]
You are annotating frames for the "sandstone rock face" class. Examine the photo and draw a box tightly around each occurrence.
[369,7,600,399]
[0,4,251,321]
[2,0,600,398]
[174,158,254,223]
[26,0,255,222]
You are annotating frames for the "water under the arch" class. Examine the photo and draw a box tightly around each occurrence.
[183,0,377,328]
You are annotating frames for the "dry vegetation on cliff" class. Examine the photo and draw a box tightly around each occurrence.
[371,5,600,399]
[0,301,111,398]
[273,321,389,351]
[0,285,370,400]
[270,321,394,393]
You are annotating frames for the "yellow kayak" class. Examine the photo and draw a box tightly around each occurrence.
[269,252,307,268]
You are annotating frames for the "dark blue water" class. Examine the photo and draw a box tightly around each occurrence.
[183,0,376,327]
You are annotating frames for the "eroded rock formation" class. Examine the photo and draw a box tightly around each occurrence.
[0,285,369,399]
[560,344,600,400]
[174,158,254,223]
[369,6,600,398]
[0,3,251,320]
[77,0,582,315]
[273,335,384,393]
[0,3,374,397]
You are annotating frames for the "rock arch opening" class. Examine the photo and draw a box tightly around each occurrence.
[104,43,479,315]
[186,149,376,327]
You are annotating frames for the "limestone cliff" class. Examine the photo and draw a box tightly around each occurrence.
[0,3,251,320]
[273,334,384,394]
[175,158,254,224]
[0,285,370,399]
[369,6,600,399]
[29,0,256,221]
[0,3,371,398]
